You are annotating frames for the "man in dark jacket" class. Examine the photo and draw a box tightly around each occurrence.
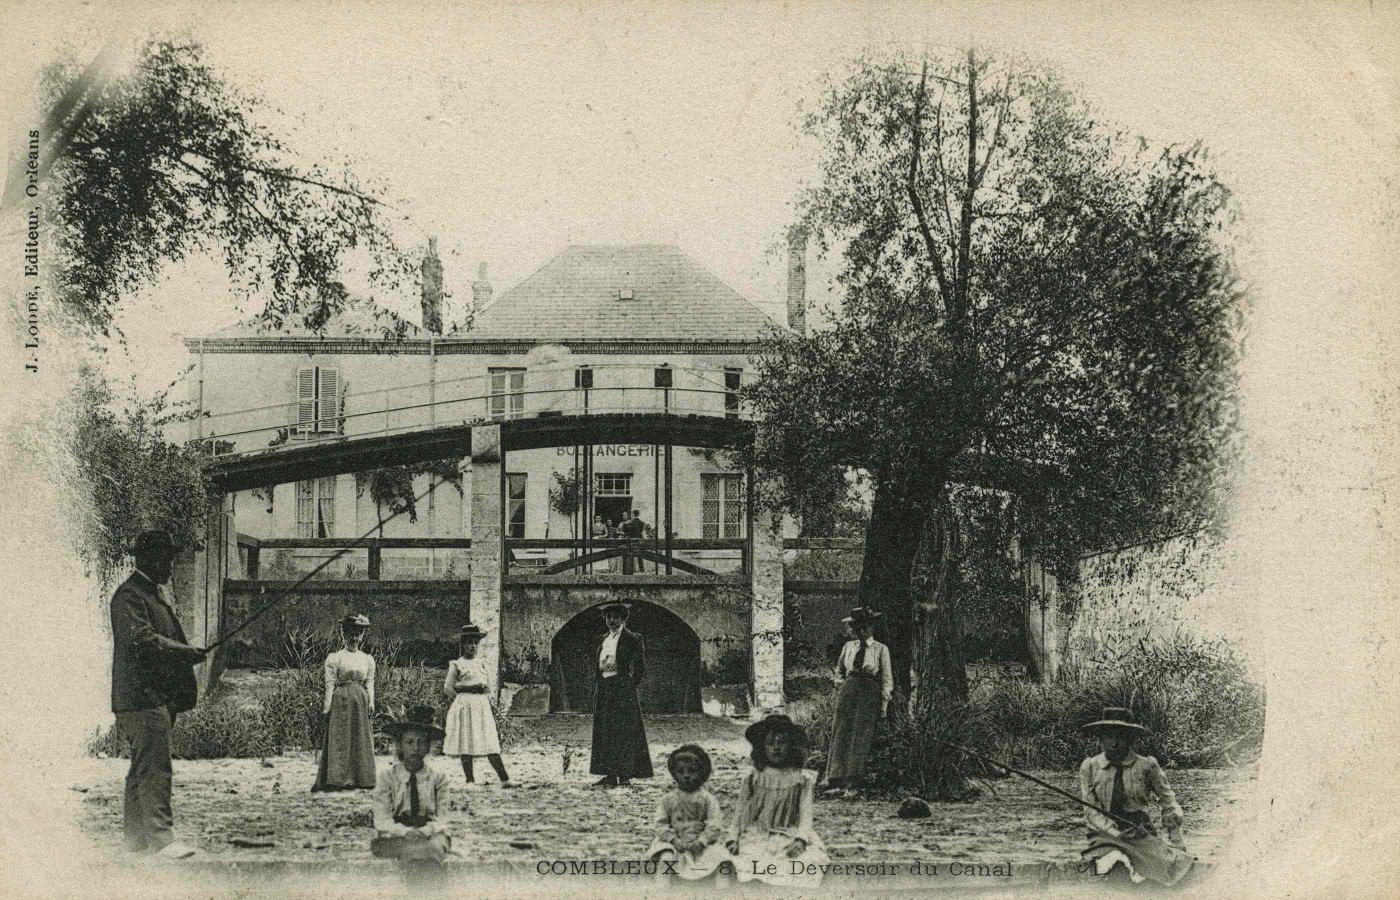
[110,530,207,858]
[620,510,645,574]
[589,601,653,786]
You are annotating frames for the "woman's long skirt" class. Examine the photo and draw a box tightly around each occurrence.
[825,674,882,782]
[311,682,376,791]
[589,676,653,778]
[1082,831,1195,885]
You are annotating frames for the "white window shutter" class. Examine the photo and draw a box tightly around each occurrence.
[296,367,316,433]
[318,367,339,433]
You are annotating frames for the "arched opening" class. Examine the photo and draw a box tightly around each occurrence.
[549,600,703,714]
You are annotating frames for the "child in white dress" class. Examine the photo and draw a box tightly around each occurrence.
[442,623,511,787]
[645,744,728,880]
[726,714,829,888]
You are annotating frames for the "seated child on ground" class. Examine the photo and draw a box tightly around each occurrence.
[726,715,829,888]
[645,744,728,880]
[370,706,454,864]
[1078,706,1194,886]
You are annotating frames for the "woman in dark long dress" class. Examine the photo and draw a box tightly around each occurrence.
[312,614,377,791]
[589,601,653,787]
[822,606,893,796]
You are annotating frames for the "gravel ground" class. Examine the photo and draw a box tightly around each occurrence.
[71,714,1258,891]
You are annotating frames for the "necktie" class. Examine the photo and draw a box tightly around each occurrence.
[852,640,867,675]
[408,771,420,820]
[1109,763,1128,820]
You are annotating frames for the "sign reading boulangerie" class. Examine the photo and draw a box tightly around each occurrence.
[557,446,658,457]
[2,2,1396,899]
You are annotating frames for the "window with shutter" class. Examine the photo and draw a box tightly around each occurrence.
[294,366,341,434]
[318,368,339,433]
[296,367,316,433]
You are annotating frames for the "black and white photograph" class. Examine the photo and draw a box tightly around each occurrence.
[0,2,1396,897]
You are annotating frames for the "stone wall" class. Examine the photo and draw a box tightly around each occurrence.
[499,576,751,684]
[1064,530,1259,669]
[221,581,470,667]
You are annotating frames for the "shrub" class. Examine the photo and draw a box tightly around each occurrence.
[89,652,520,760]
[789,683,841,770]
[792,629,1263,799]
[865,692,994,800]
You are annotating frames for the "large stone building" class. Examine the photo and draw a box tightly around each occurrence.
[186,239,838,714]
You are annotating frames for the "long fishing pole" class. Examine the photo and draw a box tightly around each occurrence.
[206,477,445,651]
[927,735,1147,834]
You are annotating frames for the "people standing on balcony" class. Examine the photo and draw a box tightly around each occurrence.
[109,530,209,859]
[312,614,377,792]
[593,514,614,572]
[621,509,645,575]
[443,623,512,788]
[590,601,653,787]
[821,607,893,798]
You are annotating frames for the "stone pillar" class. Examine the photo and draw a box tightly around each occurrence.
[1012,531,1061,683]
[170,492,233,695]
[749,502,786,714]
[469,424,504,695]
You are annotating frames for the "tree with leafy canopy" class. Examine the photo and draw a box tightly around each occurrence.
[9,36,415,336]
[68,366,211,581]
[740,49,1243,701]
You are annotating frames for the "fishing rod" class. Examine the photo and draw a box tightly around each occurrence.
[205,477,446,651]
[927,735,1154,836]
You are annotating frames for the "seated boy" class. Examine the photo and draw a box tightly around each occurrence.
[371,705,454,864]
[1078,706,1194,885]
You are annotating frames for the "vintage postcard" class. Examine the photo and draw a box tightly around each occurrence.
[1,1,1396,897]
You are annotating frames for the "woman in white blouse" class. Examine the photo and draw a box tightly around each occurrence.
[822,607,893,795]
[311,614,377,792]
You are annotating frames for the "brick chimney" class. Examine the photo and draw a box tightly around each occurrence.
[472,262,493,309]
[420,237,444,334]
[786,225,807,335]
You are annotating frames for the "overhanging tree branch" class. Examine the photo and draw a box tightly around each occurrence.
[908,58,954,317]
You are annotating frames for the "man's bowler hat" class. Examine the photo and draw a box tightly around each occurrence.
[132,530,178,558]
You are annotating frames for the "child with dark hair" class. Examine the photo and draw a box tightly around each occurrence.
[645,744,728,880]
[370,706,454,865]
[725,715,829,887]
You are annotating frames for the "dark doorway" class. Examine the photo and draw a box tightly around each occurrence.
[550,600,703,714]
[595,496,631,532]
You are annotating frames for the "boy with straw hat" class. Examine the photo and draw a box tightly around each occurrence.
[371,706,454,864]
[1078,706,1194,885]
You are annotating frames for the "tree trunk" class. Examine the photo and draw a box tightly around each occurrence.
[914,487,968,702]
[856,471,932,697]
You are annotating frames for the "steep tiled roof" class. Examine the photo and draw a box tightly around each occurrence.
[455,244,781,341]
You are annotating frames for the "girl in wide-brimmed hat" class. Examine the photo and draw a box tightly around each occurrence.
[370,706,454,863]
[443,623,512,788]
[312,613,377,792]
[822,606,893,796]
[1077,707,1194,885]
[724,715,830,887]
